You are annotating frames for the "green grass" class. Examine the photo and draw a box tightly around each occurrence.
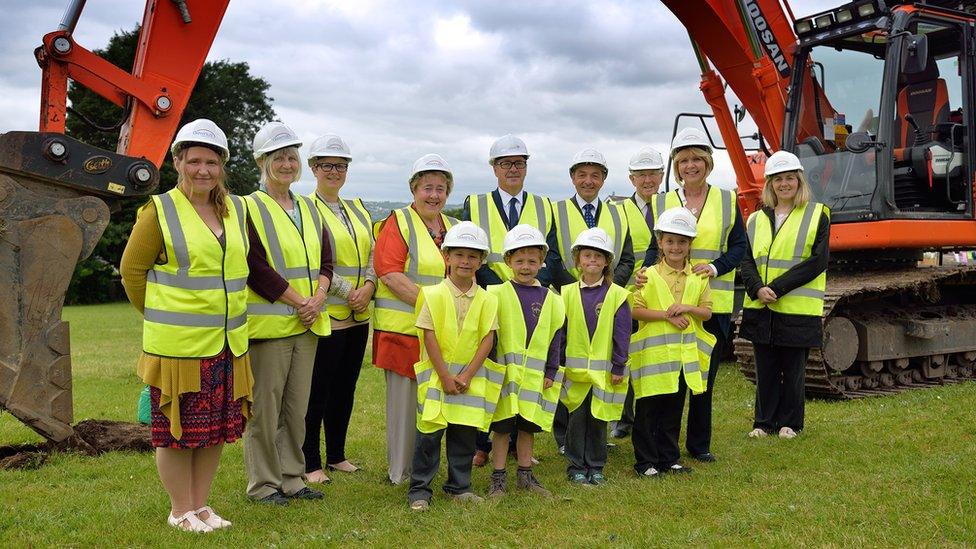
[2,302,975,546]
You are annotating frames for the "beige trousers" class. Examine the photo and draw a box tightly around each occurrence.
[244,332,317,499]
[385,370,417,485]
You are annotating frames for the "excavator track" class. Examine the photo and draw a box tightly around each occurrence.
[735,266,976,399]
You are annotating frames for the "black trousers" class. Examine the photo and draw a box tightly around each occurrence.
[686,314,730,456]
[302,323,368,471]
[564,390,607,475]
[633,375,688,472]
[407,424,478,502]
[612,386,635,430]
[753,343,808,432]
[552,402,568,448]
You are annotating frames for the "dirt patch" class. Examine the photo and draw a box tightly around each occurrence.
[0,420,151,470]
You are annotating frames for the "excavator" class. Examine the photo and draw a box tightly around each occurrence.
[1,0,230,442]
[663,0,976,397]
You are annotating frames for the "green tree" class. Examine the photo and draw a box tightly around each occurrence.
[65,27,275,303]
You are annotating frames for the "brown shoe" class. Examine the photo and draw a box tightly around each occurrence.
[487,471,507,498]
[472,450,489,467]
[516,469,551,497]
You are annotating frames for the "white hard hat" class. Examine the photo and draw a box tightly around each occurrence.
[570,148,608,176]
[764,150,804,176]
[308,134,352,161]
[571,227,615,260]
[628,146,665,171]
[670,127,712,155]
[411,153,453,179]
[655,207,698,238]
[252,121,302,161]
[442,221,490,255]
[171,118,229,161]
[489,134,530,165]
[503,224,549,255]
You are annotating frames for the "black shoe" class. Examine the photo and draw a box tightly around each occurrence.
[663,463,693,475]
[287,486,325,500]
[253,491,290,506]
[611,426,631,439]
[691,452,716,463]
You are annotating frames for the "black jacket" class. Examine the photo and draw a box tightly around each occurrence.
[738,205,830,348]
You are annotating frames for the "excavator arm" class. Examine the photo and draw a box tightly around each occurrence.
[0,0,229,442]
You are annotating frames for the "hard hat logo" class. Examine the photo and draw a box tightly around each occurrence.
[192,129,216,139]
[270,132,293,143]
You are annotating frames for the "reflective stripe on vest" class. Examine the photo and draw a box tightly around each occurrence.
[554,199,627,279]
[373,208,458,335]
[245,191,330,338]
[311,194,374,322]
[469,192,552,282]
[143,189,250,358]
[488,282,566,432]
[628,266,714,398]
[744,202,827,316]
[559,281,630,422]
[414,280,503,433]
[653,186,737,313]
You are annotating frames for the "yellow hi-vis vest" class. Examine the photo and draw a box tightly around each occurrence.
[559,282,631,421]
[553,199,627,280]
[310,193,374,322]
[744,202,828,316]
[620,197,654,290]
[468,191,553,281]
[629,266,715,398]
[143,188,250,358]
[654,185,737,314]
[373,207,458,335]
[488,282,566,432]
[414,280,503,433]
[244,191,330,339]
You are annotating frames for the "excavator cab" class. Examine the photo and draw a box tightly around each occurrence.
[784,1,974,224]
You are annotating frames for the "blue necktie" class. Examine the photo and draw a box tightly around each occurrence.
[644,203,653,228]
[507,197,519,229]
[583,204,596,228]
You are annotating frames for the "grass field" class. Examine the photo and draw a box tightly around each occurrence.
[1,302,974,547]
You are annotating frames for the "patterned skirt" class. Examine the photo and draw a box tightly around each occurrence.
[150,349,245,449]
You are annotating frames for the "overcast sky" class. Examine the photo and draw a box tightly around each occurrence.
[0,0,832,202]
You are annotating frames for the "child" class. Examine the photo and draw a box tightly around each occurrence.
[486,225,566,497]
[560,227,631,486]
[630,207,715,477]
[407,221,503,511]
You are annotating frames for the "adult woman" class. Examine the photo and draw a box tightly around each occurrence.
[373,153,457,484]
[302,134,375,483]
[652,127,746,463]
[243,121,333,505]
[739,151,829,439]
[121,119,251,532]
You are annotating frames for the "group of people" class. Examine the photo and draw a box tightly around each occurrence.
[120,118,829,531]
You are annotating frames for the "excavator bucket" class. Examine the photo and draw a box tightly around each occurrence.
[0,131,157,442]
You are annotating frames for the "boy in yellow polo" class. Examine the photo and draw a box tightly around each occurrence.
[630,207,714,477]
[486,225,566,498]
[408,221,502,510]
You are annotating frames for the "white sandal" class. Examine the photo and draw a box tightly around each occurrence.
[196,506,232,529]
[167,511,213,533]
[779,427,798,439]
[748,428,768,438]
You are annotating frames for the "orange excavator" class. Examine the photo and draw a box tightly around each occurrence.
[1,0,230,441]
[663,0,976,397]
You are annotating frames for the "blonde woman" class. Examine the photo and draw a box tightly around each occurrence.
[739,151,829,439]
[121,119,252,532]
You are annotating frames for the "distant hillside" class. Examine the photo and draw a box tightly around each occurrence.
[361,201,462,222]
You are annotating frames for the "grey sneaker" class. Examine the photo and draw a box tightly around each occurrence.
[516,469,551,497]
[487,471,507,498]
[452,491,485,504]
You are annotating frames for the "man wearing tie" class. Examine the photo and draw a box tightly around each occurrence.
[610,146,665,439]
[549,149,635,451]
[462,134,557,466]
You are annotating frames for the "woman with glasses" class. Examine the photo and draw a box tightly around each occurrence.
[302,135,376,483]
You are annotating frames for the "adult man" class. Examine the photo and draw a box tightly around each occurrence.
[611,146,665,439]
[462,134,556,466]
[549,148,635,450]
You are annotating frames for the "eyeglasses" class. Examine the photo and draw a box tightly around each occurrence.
[495,160,527,170]
[314,162,349,173]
